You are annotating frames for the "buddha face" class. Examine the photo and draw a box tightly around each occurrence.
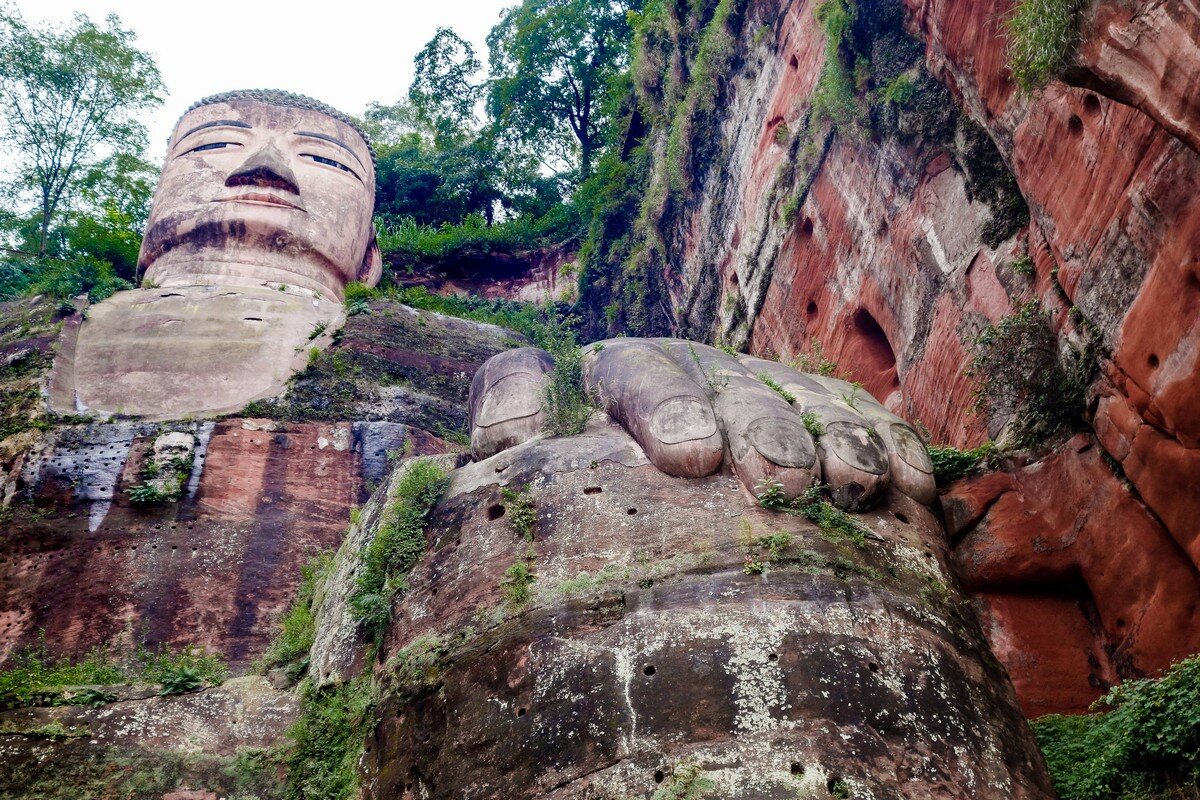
[138,99,380,302]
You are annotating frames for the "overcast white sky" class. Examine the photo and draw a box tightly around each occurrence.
[11,0,512,164]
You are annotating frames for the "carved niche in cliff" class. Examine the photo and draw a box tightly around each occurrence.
[48,90,381,419]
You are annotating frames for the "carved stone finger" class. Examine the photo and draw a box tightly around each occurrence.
[659,340,819,499]
[739,356,890,511]
[582,339,723,478]
[469,347,554,460]
[803,374,937,505]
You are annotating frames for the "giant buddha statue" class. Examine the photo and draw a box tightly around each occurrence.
[49,90,380,419]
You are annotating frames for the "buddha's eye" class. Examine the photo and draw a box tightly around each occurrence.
[303,153,358,179]
[186,141,238,154]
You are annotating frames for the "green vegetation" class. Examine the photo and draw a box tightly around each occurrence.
[800,411,825,438]
[502,486,537,543]
[350,459,448,644]
[740,523,793,575]
[257,552,334,677]
[811,0,865,136]
[539,310,594,436]
[649,761,715,799]
[755,480,871,548]
[969,301,1097,448]
[0,637,228,709]
[1032,654,1200,800]
[0,10,162,300]
[790,339,839,377]
[500,485,538,604]
[500,561,535,606]
[1011,253,1035,276]
[284,676,375,800]
[757,372,796,404]
[926,441,997,484]
[377,209,579,274]
[158,666,205,696]
[1005,0,1088,94]
[796,485,869,547]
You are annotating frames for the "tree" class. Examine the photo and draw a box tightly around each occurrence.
[0,10,164,258]
[487,0,643,181]
[409,27,483,147]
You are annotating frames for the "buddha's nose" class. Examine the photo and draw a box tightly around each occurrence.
[226,142,300,195]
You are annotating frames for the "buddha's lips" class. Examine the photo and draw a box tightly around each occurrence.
[215,192,305,211]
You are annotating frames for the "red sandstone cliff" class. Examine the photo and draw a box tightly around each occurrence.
[632,0,1200,713]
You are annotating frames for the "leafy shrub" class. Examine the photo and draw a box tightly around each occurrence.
[257,551,334,675]
[790,339,839,377]
[350,459,448,643]
[1032,654,1200,799]
[158,666,204,695]
[880,73,917,106]
[1010,254,1035,276]
[926,441,997,484]
[1006,0,1088,94]
[376,208,579,269]
[285,677,374,800]
[502,486,537,542]
[754,480,870,547]
[800,411,825,437]
[127,482,172,505]
[0,638,226,709]
[539,310,593,437]
[969,302,1096,448]
[812,0,867,135]
[500,561,534,606]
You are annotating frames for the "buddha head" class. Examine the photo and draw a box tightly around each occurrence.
[138,89,381,302]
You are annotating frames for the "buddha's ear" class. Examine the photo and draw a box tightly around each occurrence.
[357,226,383,287]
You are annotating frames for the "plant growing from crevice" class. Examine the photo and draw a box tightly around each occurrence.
[1005,0,1089,95]
[284,676,374,800]
[350,458,448,644]
[158,665,204,696]
[1010,253,1035,276]
[540,308,594,436]
[926,441,998,484]
[969,301,1097,448]
[790,339,838,377]
[755,480,871,548]
[757,372,796,404]
[500,486,538,604]
[257,551,334,678]
[500,561,535,606]
[800,411,825,438]
[0,637,227,710]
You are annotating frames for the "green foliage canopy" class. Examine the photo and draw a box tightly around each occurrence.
[487,0,644,181]
[0,10,163,258]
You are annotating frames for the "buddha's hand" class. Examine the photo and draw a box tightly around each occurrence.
[468,338,934,511]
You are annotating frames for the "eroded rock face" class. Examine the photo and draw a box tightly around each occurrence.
[0,676,294,799]
[364,421,1053,798]
[0,299,512,670]
[624,0,1200,711]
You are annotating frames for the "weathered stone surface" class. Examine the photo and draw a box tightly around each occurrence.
[49,285,344,419]
[309,452,460,687]
[245,297,520,437]
[621,0,1200,712]
[0,676,294,799]
[942,433,1200,716]
[469,346,554,460]
[363,420,1053,798]
[2,420,369,668]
